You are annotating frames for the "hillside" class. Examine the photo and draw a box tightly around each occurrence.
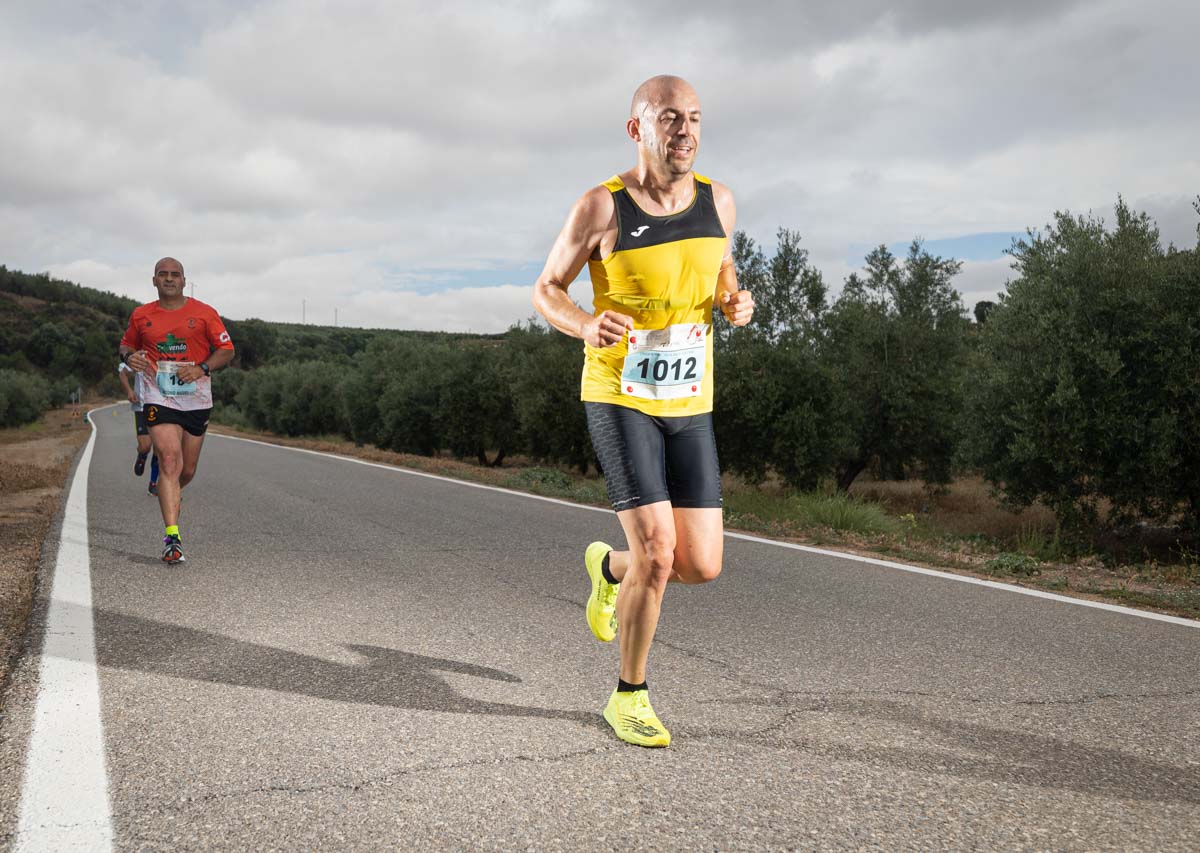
[0,264,499,386]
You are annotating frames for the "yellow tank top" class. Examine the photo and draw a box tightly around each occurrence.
[580,174,727,416]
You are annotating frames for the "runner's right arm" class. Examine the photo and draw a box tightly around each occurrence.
[117,364,137,403]
[119,310,154,379]
[533,187,634,348]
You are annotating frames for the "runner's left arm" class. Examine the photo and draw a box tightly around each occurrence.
[712,182,754,327]
[173,310,236,384]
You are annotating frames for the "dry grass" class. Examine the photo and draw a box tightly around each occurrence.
[0,405,92,706]
[851,475,1059,542]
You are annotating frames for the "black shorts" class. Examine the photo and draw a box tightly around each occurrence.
[133,410,149,436]
[585,402,722,512]
[143,404,211,437]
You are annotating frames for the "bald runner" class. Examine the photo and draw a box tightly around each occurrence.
[533,75,754,747]
[119,258,235,564]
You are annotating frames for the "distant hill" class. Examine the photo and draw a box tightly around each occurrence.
[0,263,501,387]
[0,266,134,384]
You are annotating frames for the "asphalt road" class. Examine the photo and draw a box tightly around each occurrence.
[2,405,1199,850]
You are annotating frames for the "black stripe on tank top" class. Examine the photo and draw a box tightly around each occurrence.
[611,178,726,253]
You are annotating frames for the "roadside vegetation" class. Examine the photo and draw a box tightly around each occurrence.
[0,405,91,705]
[3,197,1198,617]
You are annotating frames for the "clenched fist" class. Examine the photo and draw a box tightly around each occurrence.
[720,290,754,327]
[584,309,634,348]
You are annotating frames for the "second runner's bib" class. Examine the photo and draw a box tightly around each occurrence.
[156,361,197,398]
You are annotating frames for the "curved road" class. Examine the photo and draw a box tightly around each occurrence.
[2,405,1199,850]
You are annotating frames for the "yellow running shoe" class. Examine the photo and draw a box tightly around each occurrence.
[603,689,670,748]
[584,541,618,642]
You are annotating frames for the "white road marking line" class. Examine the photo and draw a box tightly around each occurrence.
[214,433,613,514]
[215,432,1199,630]
[724,532,1200,629]
[17,411,113,853]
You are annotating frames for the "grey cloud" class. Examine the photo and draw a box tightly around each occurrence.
[2,0,1197,333]
[631,0,1088,54]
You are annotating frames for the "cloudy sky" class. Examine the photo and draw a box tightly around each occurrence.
[2,0,1197,332]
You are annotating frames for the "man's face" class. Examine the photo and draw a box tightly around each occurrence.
[638,84,701,176]
[153,261,185,298]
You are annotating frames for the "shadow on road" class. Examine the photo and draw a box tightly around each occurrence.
[74,606,603,729]
[708,695,1200,806]
[44,605,1199,806]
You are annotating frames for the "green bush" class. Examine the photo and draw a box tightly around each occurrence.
[370,340,444,454]
[211,366,247,406]
[95,372,123,399]
[49,375,83,406]
[789,492,900,536]
[985,552,1041,577]
[825,242,970,492]
[502,324,591,472]
[0,369,52,427]
[715,229,834,490]
[435,341,517,465]
[237,361,352,437]
[210,401,250,430]
[504,467,572,491]
[715,339,834,490]
[966,199,1200,530]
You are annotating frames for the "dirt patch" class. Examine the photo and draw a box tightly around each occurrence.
[0,406,91,709]
[844,476,1200,617]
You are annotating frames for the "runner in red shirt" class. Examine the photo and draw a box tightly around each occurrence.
[119,257,235,564]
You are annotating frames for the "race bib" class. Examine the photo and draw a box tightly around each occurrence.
[620,324,708,400]
[156,361,197,398]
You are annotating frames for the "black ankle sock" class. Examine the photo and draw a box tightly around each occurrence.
[617,678,647,693]
[600,553,618,585]
[136,451,148,459]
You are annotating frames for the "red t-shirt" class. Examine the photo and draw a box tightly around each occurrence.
[121,298,234,410]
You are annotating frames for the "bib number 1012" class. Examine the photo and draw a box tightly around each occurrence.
[620,346,704,399]
[632,353,699,384]
[619,322,708,400]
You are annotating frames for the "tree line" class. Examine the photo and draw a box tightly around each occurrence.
[211,198,1200,532]
[0,265,489,425]
[4,198,1198,531]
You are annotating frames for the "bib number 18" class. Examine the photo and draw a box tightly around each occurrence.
[156,361,198,398]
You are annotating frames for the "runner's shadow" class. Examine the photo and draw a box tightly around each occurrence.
[707,695,1200,806]
[87,542,162,567]
[77,606,602,729]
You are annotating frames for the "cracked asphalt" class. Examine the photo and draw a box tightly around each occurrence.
[2,407,1199,850]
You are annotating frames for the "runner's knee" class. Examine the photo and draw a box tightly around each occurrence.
[674,555,722,585]
[634,532,677,586]
[157,451,183,476]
